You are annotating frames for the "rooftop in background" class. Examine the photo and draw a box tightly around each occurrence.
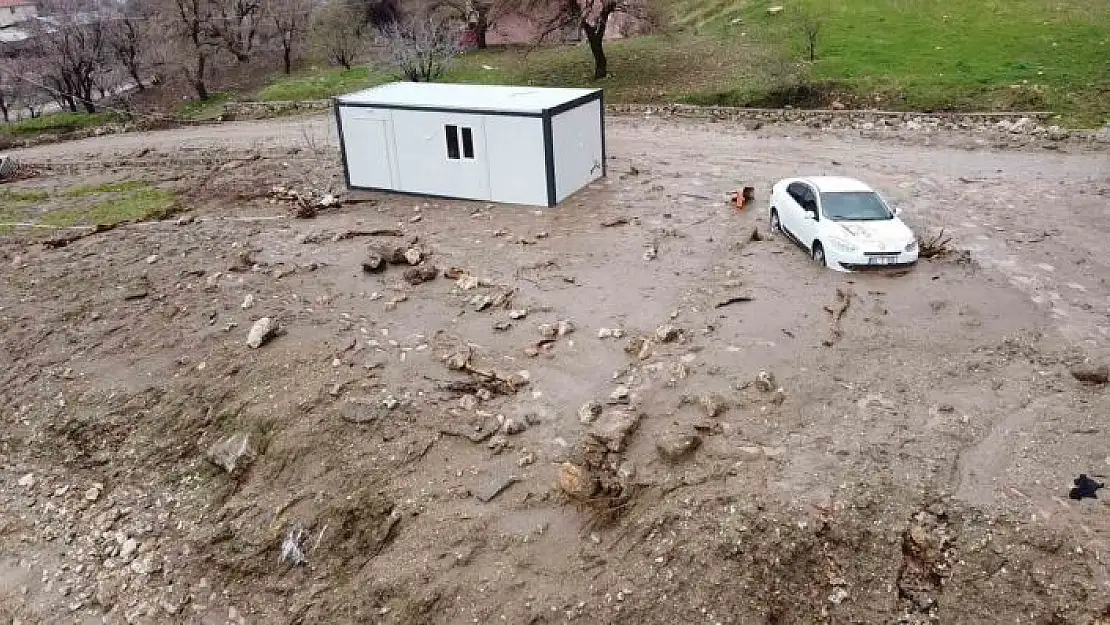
[0,0,35,8]
[335,82,601,115]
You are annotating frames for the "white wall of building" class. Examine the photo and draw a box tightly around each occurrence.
[551,99,604,203]
[484,115,546,206]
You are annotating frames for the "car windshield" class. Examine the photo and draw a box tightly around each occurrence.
[820,191,893,221]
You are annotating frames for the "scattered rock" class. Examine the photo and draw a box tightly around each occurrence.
[557,319,576,336]
[500,417,527,435]
[735,446,764,461]
[610,386,630,402]
[246,317,277,348]
[655,325,682,343]
[557,463,598,498]
[17,473,34,489]
[625,336,654,360]
[122,278,150,301]
[385,295,407,311]
[205,433,256,474]
[474,473,518,502]
[240,294,254,309]
[403,248,424,266]
[493,321,512,332]
[578,401,603,424]
[145,254,159,264]
[120,538,138,561]
[444,346,472,370]
[656,432,702,462]
[700,393,729,417]
[643,243,658,261]
[402,264,438,285]
[754,370,776,392]
[84,484,102,501]
[518,450,536,467]
[362,250,386,273]
[600,217,629,227]
[538,323,557,339]
[1071,363,1109,385]
[509,309,528,320]
[588,409,640,452]
[597,327,625,339]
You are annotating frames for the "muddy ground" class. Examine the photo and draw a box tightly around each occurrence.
[2,114,1110,625]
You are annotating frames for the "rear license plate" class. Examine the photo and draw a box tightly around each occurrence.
[868,256,897,265]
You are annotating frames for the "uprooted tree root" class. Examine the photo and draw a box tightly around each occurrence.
[917,228,954,259]
[557,441,639,530]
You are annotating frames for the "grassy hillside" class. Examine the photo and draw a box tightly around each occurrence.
[256,0,1109,126]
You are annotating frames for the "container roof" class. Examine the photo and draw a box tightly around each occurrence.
[336,82,601,114]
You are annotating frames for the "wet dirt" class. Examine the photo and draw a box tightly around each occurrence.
[2,114,1110,624]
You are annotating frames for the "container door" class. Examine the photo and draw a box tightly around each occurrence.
[341,108,396,189]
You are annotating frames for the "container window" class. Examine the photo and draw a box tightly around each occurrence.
[461,127,474,159]
[445,125,460,159]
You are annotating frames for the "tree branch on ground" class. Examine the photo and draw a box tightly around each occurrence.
[377,14,461,82]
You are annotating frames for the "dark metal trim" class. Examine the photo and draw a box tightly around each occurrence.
[333,99,354,189]
[545,89,604,117]
[334,100,545,118]
[542,113,556,208]
[598,90,607,177]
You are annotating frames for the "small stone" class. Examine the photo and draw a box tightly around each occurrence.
[938,403,955,413]
[402,264,438,285]
[557,319,576,336]
[119,538,138,561]
[403,248,423,265]
[240,294,254,309]
[597,327,625,339]
[700,393,729,417]
[588,409,640,452]
[1071,363,1109,385]
[385,295,407,311]
[610,386,630,402]
[205,433,256,474]
[655,325,682,343]
[84,485,102,501]
[509,309,528,320]
[538,323,557,339]
[655,432,702,461]
[145,254,159,264]
[735,446,764,461]
[517,450,536,467]
[362,251,386,273]
[754,370,776,392]
[617,460,636,481]
[17,473,34,489]
[828,587,849,605]
[578,401,603,424]
[643,244,657,261]
[246,317,277,348]
[500,418,526,435]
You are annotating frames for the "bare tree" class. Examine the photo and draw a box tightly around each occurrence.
[377,15,461,82]
[168,0,221,100]
[30,2,110,113]
[211,0,262,63]
[266,0,313,74]
[311,0,368,69]
[0,69,14,123]
[106,5,147,91]
[432,0,501,49]
[529,0,639,80]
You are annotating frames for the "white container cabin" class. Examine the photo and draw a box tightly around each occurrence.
[334,82,606,207]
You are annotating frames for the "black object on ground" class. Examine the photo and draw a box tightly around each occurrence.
[1069,474,1104,500]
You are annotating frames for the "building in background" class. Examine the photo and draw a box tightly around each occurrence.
[0,0,37,28]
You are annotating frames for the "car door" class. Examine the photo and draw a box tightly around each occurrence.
[792,184,821,250]
[780,182,810,241]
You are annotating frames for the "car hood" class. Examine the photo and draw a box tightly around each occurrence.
[835,219,914,245]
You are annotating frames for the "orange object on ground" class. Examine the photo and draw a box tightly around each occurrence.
[730,186,757,210]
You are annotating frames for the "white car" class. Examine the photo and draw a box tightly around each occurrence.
[768,176,919,271]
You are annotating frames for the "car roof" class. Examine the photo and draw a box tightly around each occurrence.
[795,176,874,193]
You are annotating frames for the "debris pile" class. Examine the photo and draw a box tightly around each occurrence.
[270,185,341,218]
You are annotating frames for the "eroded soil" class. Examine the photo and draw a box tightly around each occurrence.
[2,114,1110,625]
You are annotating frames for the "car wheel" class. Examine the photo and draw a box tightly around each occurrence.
[769,209,781,234]
[812,241,826,266]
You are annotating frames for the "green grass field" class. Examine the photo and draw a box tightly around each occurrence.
[255,0,1108,125]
